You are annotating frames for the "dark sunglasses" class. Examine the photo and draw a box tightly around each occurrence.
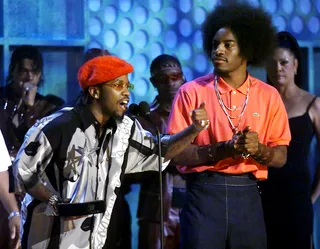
[151,72,183,82]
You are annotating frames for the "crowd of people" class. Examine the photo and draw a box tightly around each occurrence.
[0,1,319,249]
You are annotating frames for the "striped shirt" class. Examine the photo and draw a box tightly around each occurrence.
[14,103,169,249]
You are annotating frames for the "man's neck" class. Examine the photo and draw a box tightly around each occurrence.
[217,70,248,89]
[88,103,110,130]
[156,95,173,112]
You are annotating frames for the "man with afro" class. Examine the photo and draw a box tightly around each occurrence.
[167,1,291,248]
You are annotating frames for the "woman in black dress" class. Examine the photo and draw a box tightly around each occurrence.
[262,31,320,249]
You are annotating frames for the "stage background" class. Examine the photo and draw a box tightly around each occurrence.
[1,0,320,248]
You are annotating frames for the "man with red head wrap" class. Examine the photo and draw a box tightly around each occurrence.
[12,55,209,249]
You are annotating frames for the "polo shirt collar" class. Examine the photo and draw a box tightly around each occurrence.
[215,73,251,95]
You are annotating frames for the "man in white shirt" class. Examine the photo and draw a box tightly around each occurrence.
[0,130,20,249]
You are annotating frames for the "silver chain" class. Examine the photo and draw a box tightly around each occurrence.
[214,75,250,134]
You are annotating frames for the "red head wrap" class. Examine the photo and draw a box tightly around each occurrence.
[78,55,134,89]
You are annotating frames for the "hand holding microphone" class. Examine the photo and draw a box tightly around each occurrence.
[21,81,38,107]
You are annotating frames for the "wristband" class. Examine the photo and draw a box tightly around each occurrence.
[8,211,20,220]
[48,195,59,216]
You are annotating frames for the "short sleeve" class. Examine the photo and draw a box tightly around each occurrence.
[167,88,194,134]
[124,119,170,174]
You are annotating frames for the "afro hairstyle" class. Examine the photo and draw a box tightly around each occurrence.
[202,1,277,67]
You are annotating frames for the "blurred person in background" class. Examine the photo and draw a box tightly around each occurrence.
[261,31,320,249]
[136,54,186,249]
[0,45,64,159]
[0,45,64,249]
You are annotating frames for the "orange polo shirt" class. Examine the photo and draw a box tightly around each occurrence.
[167,73,291,180]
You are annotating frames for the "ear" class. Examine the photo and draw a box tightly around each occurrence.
[294,58,298,75]
[182,75,187,84]
[150,77,157,88]
[88,86,100,99]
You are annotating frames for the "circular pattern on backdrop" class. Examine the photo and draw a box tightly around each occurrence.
[104,5,117,24]
[263,0,277,14]
[178,42,192,61]
[165,7,177,25]
[164,30,178,48]
[150,42,164,59]
[194,7,206,25]
[282,0,294,15]
[134,54,149,73]
[291,16,304,34]
[89,17,102,36]
[149,0,163,13]
[135,6,148,24]
[194,53,207,73]
[119,0,132,12]
[179,18,193,37]
[89,0,101,11]
[149,18,163,36]
[317,0,320,14]
[308,16,320,34]
[118,42,134,60]
[273,16,287,31]
[179,0,192,13]
[133,77,149,97]
[119,18,133,36]
[299,0,311,15]
[193,30,203,49]
[182,66,193,82]
[135,30,149,48]
[104,30,118,48]
[89,0,320,105]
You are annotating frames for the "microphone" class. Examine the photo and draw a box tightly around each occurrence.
[129,102,152,122]
[133,101,165,249]
[128,103,140,116]
[138,101,151,117]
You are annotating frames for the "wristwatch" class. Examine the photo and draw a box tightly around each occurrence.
[48,195,59,216]
[8,211,20,220]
